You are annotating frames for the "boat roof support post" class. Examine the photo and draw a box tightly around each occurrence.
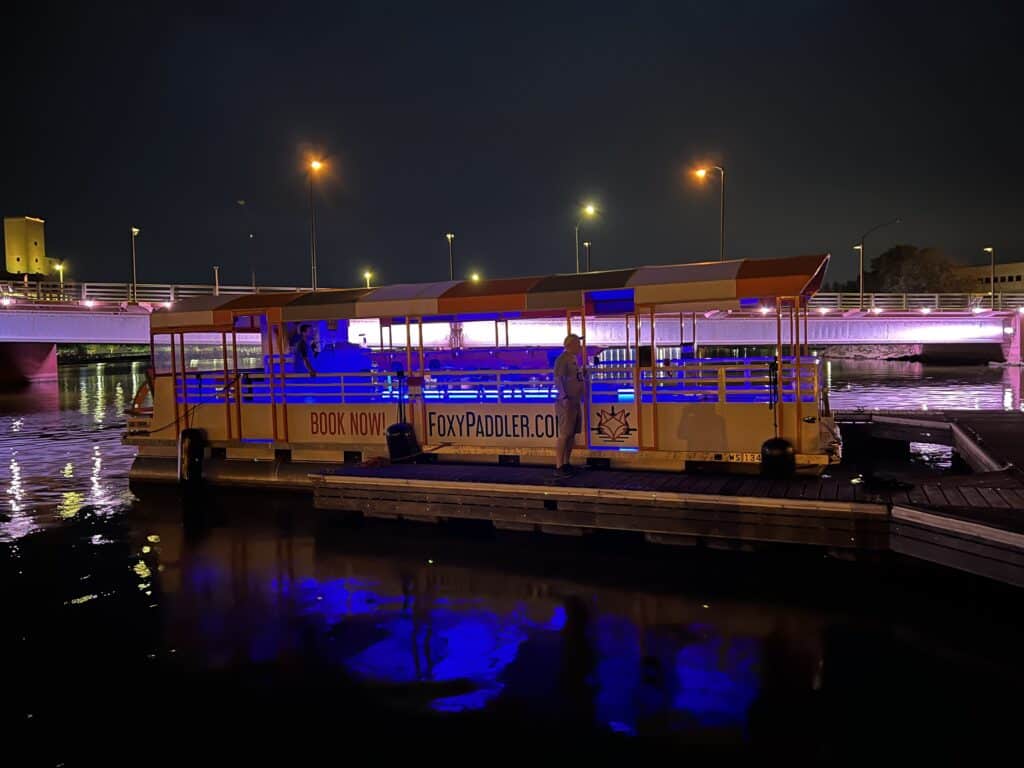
[650,305,658,450]
[775,298,783,439]
[795,295,803,454]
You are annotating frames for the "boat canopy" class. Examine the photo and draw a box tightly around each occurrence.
[152,252,830,330]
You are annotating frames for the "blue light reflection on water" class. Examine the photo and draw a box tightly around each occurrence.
[268,573,761,729]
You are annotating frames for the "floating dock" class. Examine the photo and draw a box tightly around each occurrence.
[307,410,1024,588]
[313,463,889,550]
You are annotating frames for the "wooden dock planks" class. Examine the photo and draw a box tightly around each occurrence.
[313,463,889,552]
[307,408,1024,586]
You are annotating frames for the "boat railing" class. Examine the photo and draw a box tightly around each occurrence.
[173,370,400,405]
[171,357,822,407]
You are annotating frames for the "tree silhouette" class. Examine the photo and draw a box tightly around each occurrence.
[864,245,971,292]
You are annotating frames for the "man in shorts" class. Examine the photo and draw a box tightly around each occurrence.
[553,333,585,478]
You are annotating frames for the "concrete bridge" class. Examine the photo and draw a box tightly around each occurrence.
[2,281,1022,383]
[0,280,306,383]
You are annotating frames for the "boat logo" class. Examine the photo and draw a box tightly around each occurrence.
[591,406,636,442]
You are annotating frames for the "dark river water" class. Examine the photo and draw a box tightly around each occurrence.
[2,361,1023,762]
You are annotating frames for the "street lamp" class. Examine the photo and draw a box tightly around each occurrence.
[309,159,325,291]
[470,272,480,283]
[852,244,863,304]
[694,166,725,261]
[984,246,995,308]
[237,199,256,288]
[582,241,592,272]
[445,233,455,280]
[56,262,64,299]
[854,218,900,311]
[363,270,373,289]
[575,203,597,273]
[130,227,141,303]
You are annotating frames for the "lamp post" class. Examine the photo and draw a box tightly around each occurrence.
[852,244,863,306]
[984,246,995,308]
[213,265,220,296]
[583,241,592,272]
[854,218,901,311]
[695,166,725,261]
[309,159,324,291]
[56,262,64,300]
[363,270,373,289]
[237,199,256,289]
[130,227,140,303]
[445,233,455,280]
[575,203,597,273]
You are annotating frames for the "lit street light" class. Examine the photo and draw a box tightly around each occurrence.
[363,270,373,289]
[583,241,592,272]
[694,166,725,261]
[984,246,996,308]
[575,203,597,273]
[130,227,141,303]
[56,262,64,299]
[854,218,901,311]
[445,233,455,280]
[309,159,325,291]
[470,272,480,283]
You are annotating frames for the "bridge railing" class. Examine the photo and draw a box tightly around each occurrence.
[4,280,1024,312]
[807,292,1024,311]
[0,280,311,304]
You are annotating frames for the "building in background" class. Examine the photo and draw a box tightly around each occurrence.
[954,261,1024,292]
[3,216,58,277]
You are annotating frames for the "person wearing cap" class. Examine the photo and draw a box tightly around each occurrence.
[553,333,585,478]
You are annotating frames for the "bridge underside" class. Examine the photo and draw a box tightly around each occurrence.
[0,342,57,384]
[0,308,1019,362]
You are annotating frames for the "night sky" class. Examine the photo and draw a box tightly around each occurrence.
[2,1,1021,288]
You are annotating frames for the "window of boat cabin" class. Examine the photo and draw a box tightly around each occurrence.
[177,333,234,373]
[152,334,173,374]
[231,315,264,370]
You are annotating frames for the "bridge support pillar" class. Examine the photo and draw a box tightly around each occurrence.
[0,342,58,386]
[1006,312,1023,366]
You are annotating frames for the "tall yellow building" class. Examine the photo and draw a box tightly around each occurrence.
[4,216,58,276]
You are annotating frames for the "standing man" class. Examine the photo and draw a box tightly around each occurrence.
[292,323,318,376]
[553,333,585,478]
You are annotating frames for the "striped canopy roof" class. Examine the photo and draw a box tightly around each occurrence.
[152,253,829,329]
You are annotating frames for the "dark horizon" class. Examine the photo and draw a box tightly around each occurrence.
[2,1,1021,288]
